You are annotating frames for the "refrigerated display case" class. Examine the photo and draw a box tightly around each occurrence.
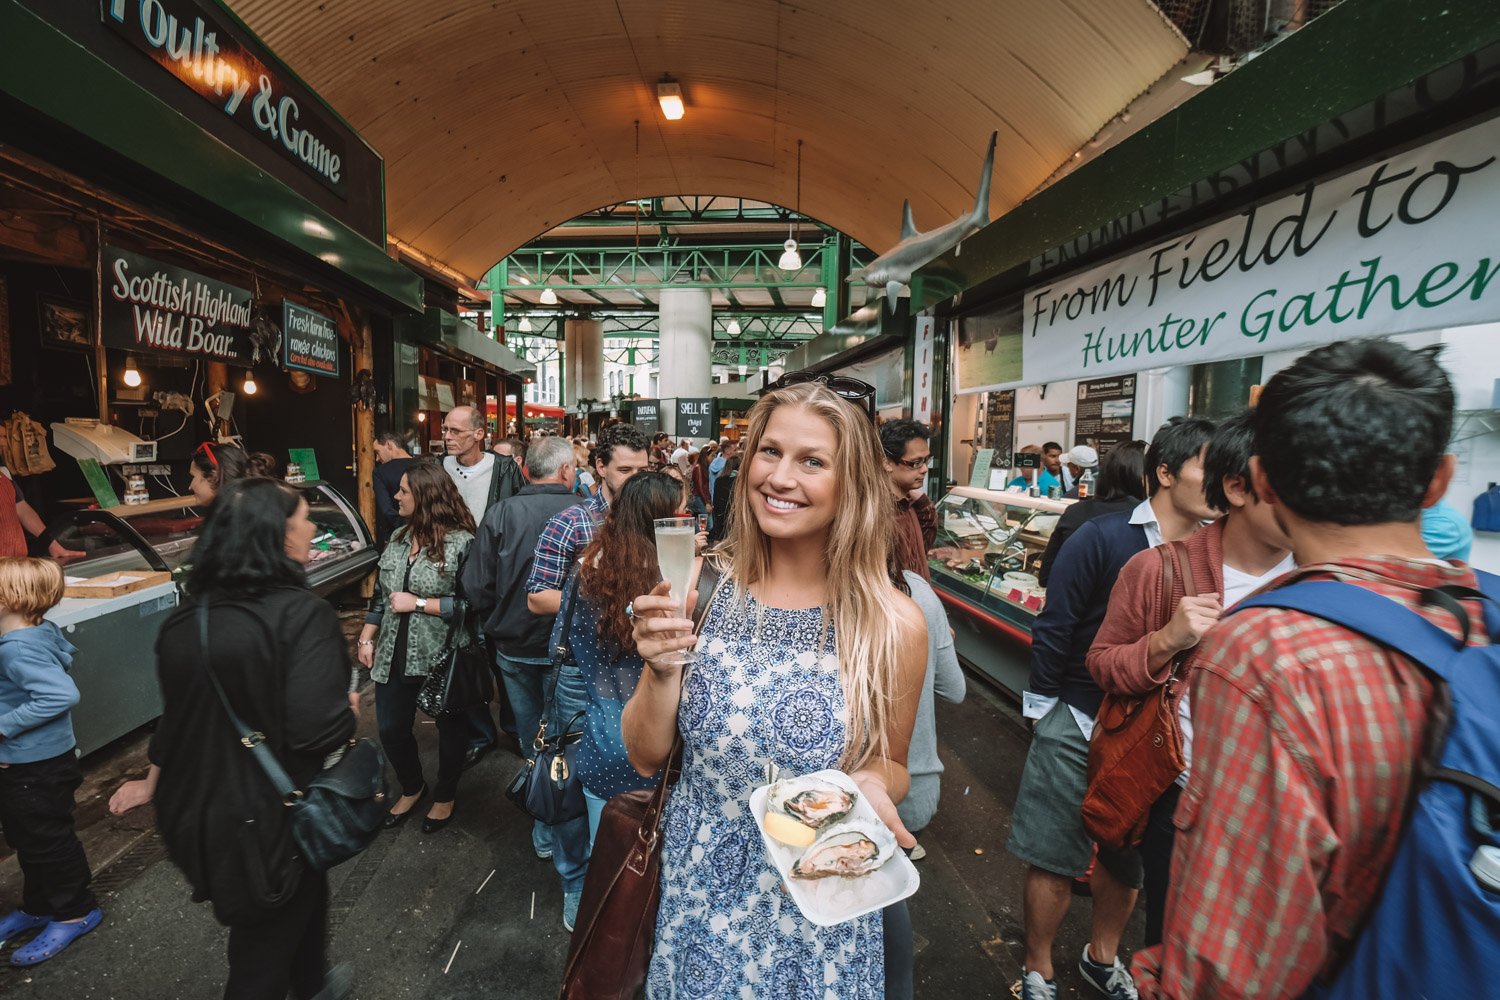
[44,481,376,755]
[926,486,1072,700]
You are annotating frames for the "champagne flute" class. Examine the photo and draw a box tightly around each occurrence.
[653,516,699,666]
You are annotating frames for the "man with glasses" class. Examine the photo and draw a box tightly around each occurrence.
[880,419,937,580]
[441,406,523,527]
[441,405,525,766]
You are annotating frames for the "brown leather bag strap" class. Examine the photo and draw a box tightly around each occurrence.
[1168,540,1199,600]
[1156,545,1176,635]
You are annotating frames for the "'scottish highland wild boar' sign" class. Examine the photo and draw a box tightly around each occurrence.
[103,246,254,366]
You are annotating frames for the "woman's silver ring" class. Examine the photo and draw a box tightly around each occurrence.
[625,601,637,620]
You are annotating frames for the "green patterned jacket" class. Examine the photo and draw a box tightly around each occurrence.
[370,527,473,684]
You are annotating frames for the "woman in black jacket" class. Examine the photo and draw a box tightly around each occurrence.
[1036,440,1148,586]
[151,478,357,1000]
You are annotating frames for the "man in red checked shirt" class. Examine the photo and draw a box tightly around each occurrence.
[1133,338,1487,999]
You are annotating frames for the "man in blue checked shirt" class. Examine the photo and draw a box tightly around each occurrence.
[526,423,652,615]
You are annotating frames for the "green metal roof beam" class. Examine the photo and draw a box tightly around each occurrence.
[0,1,423,314]
[912,0,1500,310]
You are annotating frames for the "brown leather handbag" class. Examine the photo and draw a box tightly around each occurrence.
[1081,541,1196,851]
[559,743,680,1000]
[558,562,721,1000]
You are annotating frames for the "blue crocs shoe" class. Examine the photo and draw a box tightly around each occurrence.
[10,908,102,966]
[0,910,47,946]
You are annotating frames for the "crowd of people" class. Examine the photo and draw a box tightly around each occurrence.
[0,337,1488,999]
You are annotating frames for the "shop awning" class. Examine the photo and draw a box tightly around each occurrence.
[0,1,424,315]
[401,307,533,378]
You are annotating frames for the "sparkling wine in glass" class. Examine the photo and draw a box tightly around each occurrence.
[653,516,699,665]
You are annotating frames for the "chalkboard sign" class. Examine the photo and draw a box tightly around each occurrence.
[985,389,1016,470]
[677,398,713,439]
[631,399,660,435]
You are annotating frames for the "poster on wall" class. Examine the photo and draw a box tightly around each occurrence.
[632,399,660,435]
[1075,376,1136,455]
[955,301,1023,392]
[677,398,713,438]
[984,390,1016,472]
[957,115,1500,393]
[282,301,340,377]
[102,246,254,365]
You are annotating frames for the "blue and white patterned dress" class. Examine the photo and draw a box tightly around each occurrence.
[647,587,884,1000]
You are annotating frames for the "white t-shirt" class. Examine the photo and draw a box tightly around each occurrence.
[443,453,495,526]
[1178,552,1297,779]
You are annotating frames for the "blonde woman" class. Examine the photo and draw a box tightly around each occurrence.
[623,377,926,998]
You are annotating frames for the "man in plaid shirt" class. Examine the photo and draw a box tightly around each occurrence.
[1134,339,1483,999]
[526,424,651,614]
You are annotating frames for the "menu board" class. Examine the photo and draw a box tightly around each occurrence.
[984,390,1015,471]
[1075,375,1137,455]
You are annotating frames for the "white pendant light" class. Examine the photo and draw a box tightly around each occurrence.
[519,316,532,332]
[779,138,805,272]
[811,287,827,308]
[539,287,558,305]
[657,76,685,121]
[122,355,143,388]
[777,240,802,272]
[242,371,258,395]
[727,319,741,336]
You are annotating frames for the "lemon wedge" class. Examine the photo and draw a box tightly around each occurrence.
[764,811,817,848]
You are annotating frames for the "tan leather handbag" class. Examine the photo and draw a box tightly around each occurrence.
[1081,541,1195,851]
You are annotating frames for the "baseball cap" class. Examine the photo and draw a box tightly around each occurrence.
[1064,444,1098,468]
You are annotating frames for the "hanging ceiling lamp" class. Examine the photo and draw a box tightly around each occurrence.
[519,316,532,332]
[657,76,685,121]
[122,355,143,388]
[727,319,741,336]
[811,287,826,308]
[242,371,258,395]
[539,287,558,305]
[778,139,804,271]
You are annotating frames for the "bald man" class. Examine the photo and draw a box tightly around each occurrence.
[442,405,523,526]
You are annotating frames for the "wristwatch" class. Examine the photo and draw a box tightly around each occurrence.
[416,598,429,613]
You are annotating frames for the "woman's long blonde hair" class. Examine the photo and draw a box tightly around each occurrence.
[718,382,912,771]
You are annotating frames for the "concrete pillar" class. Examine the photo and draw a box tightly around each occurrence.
[658,287,713,412]
[563,318,604,408]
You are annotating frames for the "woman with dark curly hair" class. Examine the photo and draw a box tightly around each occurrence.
[545,471,691,930]
[356,463,475,833]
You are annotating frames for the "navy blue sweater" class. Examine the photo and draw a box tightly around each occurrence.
[1029,510,1149,717]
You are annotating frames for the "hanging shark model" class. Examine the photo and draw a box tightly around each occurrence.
[850,131,997,311]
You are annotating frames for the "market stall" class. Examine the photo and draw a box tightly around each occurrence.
[45,482,376,755]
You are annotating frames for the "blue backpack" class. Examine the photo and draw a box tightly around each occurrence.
[1234,571,1500,998]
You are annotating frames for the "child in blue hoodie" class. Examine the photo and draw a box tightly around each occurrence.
[0,558,101,965]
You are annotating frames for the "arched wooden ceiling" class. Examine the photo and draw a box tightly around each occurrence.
[229,1,1188,281]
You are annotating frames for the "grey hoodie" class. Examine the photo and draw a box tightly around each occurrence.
[0,621,80,764]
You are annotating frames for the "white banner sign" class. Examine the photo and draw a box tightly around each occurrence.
[914,314,935,424]
[958,115,1500,393]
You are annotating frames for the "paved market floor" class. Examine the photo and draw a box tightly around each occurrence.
[0,632,1141,999]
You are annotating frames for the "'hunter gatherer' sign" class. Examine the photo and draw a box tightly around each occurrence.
[956,114,1500,393]
[103,246,253,365]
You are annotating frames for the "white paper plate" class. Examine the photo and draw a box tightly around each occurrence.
[750,769,920,927]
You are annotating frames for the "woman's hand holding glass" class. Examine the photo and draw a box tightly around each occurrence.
[631,580,699,675]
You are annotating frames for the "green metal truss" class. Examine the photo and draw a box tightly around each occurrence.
[494,241,848,294]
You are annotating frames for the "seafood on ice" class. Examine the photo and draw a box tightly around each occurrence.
[790,818,897,880]
[766,775,856,829]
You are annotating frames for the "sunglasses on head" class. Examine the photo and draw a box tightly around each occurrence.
[195,441,218,467]
[769,371,877,421]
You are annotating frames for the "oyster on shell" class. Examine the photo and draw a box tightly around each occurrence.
[767,775,856,829]
[790,818,897,880]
